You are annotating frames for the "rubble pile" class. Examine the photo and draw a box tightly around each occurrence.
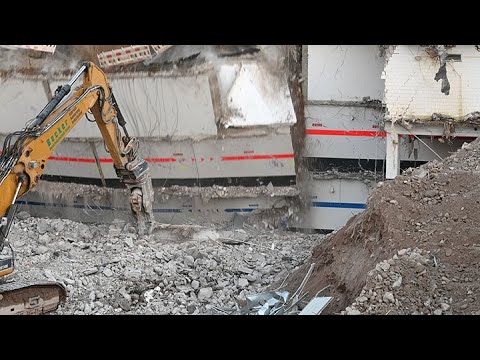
[32,183,298,201]
[159,184,299,201]
[6,214,322,315]
[286,139,480,315]
[344,248,459,315]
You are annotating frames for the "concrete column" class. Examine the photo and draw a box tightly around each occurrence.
[385,121,400,179]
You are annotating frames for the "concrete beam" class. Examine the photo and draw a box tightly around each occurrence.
[392,122,480,137]
[305,100,384,109]
[385,121,480,179]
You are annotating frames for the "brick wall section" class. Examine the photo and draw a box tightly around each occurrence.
[384,45,480,120]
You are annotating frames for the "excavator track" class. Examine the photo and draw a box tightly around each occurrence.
[0,280,66,315]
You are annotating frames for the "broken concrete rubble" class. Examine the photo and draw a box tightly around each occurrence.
[7,213,324,315]
[159,185,299,201]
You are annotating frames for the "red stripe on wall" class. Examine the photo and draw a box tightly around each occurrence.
[306,129,387,137]
[221,154,294,161]
[47,156,105,163]
[48,156,178,164]
[1,151,292,164]
[306,129,476,140]
[144,158,177,163]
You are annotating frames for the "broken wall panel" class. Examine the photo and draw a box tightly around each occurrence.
[0,78,295,183]
[307,45,385,102]
[0,75,218,139]
[48,74,218,139]
[219,63,297,128]
[384,45,480,121]
[21,181,296,226]
[0,45,298,200]
[24,133,295,181]
[303,104,468,162]
[299,45,473,231]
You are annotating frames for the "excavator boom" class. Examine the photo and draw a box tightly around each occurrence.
[0,62,154,314]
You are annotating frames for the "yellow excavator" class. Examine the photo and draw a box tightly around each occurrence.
[0,62,154,314]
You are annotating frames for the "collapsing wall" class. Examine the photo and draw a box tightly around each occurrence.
[0,45,301,225]
[18,181,299,228]
[0,45,297,186]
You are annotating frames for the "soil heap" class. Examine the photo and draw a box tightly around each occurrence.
[286,139,480,315]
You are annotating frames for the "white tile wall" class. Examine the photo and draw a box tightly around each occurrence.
[384,45,480,120]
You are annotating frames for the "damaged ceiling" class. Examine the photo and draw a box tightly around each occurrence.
[146,45,260,66]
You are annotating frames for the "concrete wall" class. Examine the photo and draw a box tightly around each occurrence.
[218,63,297,128]
[304,104,467,162]
[304,46,387,160]
[10,133,295,180]
[294,178,372,230]
[384,45,480,121]
[1,75,217,139]
[0,46,298,227]
[307,45,385,102]
[20,181,297,226]
[0,65,296,181]
[47,74,217,139]
[301,46,386,230]
[304,105,385,159]
[0,79,49,129]
[301,45,472,231]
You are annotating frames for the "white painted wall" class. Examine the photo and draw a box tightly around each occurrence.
[50,74,218,139]
[307,45,385,102]
[304,105,385,159]
[294,178,371,230]
[34,134,295,180]
[384,45,480,121]
[0,75,218,139]
[219,63,297,128]
[0,79,48,132]
[0,68,296,181]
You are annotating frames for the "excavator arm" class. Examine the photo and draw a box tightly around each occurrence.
[0,62,154,283]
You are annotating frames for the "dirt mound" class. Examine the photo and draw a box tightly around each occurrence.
[286,139,480,314]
